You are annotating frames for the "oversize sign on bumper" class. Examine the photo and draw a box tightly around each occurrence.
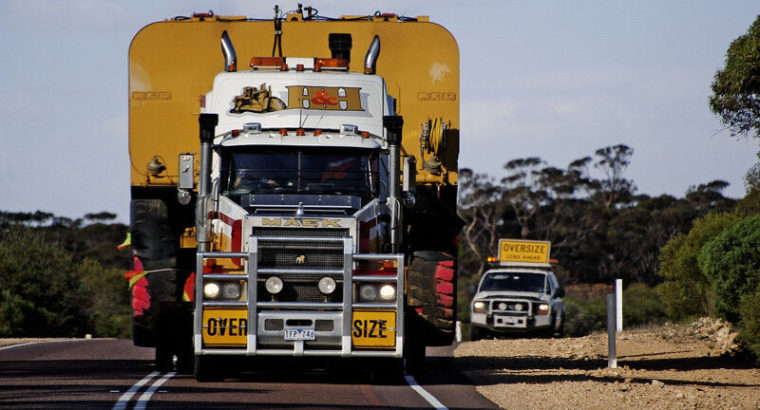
[351,310,396,349]
[202,309,247,347]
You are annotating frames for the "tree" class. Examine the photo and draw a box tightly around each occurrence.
[710,15,760,138]
[658,212,740,319]
[458,169,506,276]
[699,215,760,322]
[0,227,90,336]
[592,144,636,208]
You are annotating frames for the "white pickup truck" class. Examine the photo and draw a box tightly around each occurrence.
[469,240,565,340]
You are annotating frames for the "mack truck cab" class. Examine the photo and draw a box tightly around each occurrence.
[128,9,461,381]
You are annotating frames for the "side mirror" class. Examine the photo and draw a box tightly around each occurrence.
[402,156,416,207]
[554,286,565,298]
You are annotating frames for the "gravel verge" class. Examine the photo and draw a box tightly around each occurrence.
[454,318,760,409]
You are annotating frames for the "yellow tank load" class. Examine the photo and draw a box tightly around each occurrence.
[129,12,459,188]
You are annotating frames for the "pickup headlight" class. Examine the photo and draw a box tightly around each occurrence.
[473,300,487,313]
[537,303,550,315]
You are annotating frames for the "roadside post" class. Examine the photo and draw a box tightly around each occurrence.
[615,279,623,332]
[606,293,617,368]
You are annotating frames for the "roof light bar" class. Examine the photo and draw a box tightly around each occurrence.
[250,57,288,71]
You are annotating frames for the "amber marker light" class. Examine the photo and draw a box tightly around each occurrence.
[279,129,288,136]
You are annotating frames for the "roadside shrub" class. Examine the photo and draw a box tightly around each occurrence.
[0,227,90,336]
[563,296,607,336]
[699,215,760,322]
[623,283,667,326]
[739,285,760,358]
[658,212,739,320]
[77,258,131,338]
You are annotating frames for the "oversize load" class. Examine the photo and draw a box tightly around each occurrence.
[498,239,551,263]
[351,310,396,349]
[202,309,247,347]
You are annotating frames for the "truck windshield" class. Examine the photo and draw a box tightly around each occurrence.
[220,146,379,198]
[480,272,546,293]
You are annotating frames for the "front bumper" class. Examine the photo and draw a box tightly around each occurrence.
[194,236,404,359]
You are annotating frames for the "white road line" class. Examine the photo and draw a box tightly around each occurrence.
[0,342,38,351]
[405,375,448,410]
[112,371,159,410]
[134,371,176,410]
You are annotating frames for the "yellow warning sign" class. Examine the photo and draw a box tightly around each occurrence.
[498,239,551,263]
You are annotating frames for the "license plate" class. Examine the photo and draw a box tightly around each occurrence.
[494,315,526,328]
[284,329,316,341]
[352,310,396,349]
[202,309,248,347]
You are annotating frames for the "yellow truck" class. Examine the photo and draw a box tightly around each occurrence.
[128,7,460,379]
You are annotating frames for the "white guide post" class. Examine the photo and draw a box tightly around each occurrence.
[606,293,617,368]
[615,279,623,332]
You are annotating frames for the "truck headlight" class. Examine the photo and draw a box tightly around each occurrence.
[318,277,337,295]
[204,282,220,299]
[473,301,486,313]
[265,276,283,294]
[379,284,396,301]
[359,284,378,301]
[222,282,242,300]
[537,303,550,315]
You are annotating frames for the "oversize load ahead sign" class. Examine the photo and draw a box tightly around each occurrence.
[498,239,551,263]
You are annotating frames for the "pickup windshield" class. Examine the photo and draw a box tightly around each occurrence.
[220,146,379,199]
[479,272,546,293]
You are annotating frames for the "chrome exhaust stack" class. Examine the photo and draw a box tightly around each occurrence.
[363,35,380,74]
[221,30,237,72]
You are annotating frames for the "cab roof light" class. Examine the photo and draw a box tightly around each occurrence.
[296,64,305,72]
[243,122,261,134]
[231,129,240,137]
[340,124,358,136]
[361,131,370,139]
[313,57,349,72]
[279,128,288,136]
[296,129,305,136]
[314,129,323,136]
[250,56,287,70]
[486,256,498,263]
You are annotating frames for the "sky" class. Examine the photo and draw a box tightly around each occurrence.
[1,0,758,223]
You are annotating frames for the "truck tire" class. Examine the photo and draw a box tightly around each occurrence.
[407,251,456,346]
[131,199,194,372]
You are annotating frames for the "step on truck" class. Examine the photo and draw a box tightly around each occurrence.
[127,6,461,379]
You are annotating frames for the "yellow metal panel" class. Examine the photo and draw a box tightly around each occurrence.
[129,17,459,188]
[351,310,396,348]
[202,308,247,347]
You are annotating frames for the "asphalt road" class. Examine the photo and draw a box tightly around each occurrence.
[0,339,497,409]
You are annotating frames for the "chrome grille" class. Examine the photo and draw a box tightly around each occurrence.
[253,226,349,303]
[258,279,343,303]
